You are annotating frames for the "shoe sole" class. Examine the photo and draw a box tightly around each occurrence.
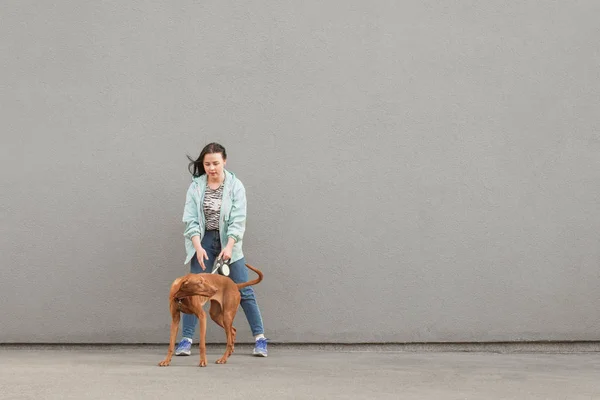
[175,351,191,356]
[253,351,268,357]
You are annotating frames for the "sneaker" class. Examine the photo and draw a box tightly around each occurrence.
[175,338,192,356]
[253,338,268,357]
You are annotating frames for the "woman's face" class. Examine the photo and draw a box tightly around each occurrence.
[203,152,226,179]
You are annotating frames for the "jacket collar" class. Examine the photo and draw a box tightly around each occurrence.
[193,170,234,191]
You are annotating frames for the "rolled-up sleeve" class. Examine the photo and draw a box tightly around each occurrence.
[227,180,246,242]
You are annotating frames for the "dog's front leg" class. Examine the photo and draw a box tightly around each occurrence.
[197,309,208,367]
[159,306,180,366]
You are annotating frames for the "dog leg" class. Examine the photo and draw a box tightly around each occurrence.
[210,301,237,353]
[216,309,237,364]
[158,306,180,366]
[211,304,237,364]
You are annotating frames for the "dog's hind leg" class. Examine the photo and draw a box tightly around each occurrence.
[209,300,237,355]
[212,302,238,364]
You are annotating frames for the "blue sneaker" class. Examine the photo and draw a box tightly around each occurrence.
[253,338,268,357]
[175,338,192,356]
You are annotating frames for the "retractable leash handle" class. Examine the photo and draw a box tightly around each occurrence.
[211,257,231,276]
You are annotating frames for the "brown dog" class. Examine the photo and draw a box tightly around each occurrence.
[158,264,263,367]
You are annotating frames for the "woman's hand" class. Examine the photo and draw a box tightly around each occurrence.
[196,247,209,270]
[218,244,233,261]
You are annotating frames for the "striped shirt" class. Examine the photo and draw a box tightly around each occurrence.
[203,183,223,231]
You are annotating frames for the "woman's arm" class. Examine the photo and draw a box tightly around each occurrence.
[227,180,247,243]
[182,184,201,247]
[183,183,209,268]
[219,180,246,260]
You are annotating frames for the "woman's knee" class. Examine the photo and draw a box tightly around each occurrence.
[229,258,249,283]
[240,286,256,301]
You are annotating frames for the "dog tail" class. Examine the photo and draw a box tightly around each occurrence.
[236,264,263,289]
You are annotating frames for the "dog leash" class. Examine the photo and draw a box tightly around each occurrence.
[211,257,230,276]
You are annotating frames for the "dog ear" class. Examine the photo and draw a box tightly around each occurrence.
[195,280,218,297]
[170,277,185,297]
[180,278,192,289]
[209,282,218,291]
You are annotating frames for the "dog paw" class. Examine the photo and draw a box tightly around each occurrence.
[199,359,207,367]
[158,360,170,367]
[215,357,228,364]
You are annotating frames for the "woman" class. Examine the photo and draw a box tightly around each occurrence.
[176,142,268,357]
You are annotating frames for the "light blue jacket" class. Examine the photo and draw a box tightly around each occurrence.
[182,170,247,264]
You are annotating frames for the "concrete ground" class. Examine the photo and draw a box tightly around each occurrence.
[2,344,600,400]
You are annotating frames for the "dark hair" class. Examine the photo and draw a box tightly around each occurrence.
[187,142,227,177]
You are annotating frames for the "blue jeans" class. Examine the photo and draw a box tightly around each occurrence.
[181,230,265,339]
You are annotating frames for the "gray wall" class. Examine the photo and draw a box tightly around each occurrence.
[1,1,599,343]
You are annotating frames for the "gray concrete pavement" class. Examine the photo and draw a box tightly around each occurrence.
[1,345,600,399]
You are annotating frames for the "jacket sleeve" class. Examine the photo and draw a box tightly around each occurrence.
[182,183,201,239]
[227,180,247,243]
